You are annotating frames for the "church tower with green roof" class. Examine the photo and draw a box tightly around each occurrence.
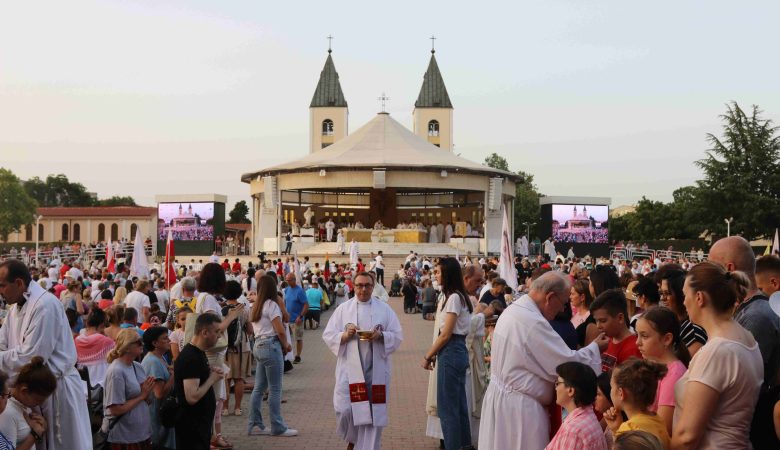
[412,47,453,151]
[309,47,349,153]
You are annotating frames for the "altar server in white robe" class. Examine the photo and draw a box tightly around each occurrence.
[337,230,346,254]
[428,224,439,243]
[349,239,360,269]
[323,272,403,450]
[0,260,92,450]
[478,271,608,450]
[444,223,453,243]
[543,237,556,261]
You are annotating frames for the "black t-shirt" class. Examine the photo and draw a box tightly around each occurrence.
[174,344,215,420]
[479,289,507,309]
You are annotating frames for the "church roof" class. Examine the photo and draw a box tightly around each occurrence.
[310,53,348,108]
[414,53,452,109]
[242,113,518,181]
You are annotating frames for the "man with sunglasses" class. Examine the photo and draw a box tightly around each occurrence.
[0,259,91,450]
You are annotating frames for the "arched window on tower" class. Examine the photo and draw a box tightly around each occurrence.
[25,224,33,241]
[428,120,440,137]
[38,224,44,241]
[62,224,69,241]
[98,223,106,242]
[130,223,138,240]
[110,223,119,242]
[73,223,81,242]
[322,119,334,136]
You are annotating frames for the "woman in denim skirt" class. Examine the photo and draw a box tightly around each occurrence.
[247,275,298,437]
[422,257,474,450]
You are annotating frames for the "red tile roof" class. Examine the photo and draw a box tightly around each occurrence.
[37,207,157,217]
[225,223,251,230]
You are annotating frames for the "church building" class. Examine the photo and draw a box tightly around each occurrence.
[242,46,520,255]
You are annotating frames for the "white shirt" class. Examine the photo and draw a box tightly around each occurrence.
[124,291,151,319]
[155,289,170,313]
[440,293,471,335]
[252,300,281,338]
[48,267,59,283]
[68,267,84,281]
[0,397,31,446]
[375,255,385,270]
[769,291,780,317]
[196,293,221,314]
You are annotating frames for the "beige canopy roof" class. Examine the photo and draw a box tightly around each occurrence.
[241,112,519,182]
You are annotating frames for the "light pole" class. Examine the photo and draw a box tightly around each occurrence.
[724,217,734,237]
[34,214,42,267]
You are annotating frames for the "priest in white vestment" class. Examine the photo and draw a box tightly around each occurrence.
[323,273,403,450]
[444,223,453,243]
[0,260,92,450]
[543,238,556,261]
[436,223,444,244]
[478,272,608,450]
[428,225,439,243]
[326,218,336,242]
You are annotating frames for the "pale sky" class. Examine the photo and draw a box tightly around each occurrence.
[2,1,779,213]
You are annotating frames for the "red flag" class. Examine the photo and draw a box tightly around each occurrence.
[106,241,115,274]
[324,253,330,279]
[165,230,177,289]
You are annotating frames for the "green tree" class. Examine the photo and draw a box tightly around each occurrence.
[97,196,137,207]
[0,168,38,242]
[23,174,96,207]
[695,102,780,240]
[484,153,510,171]
[514,170,542,239]
[228,200,251,224]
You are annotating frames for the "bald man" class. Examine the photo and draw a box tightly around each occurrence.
[709,236,780,448]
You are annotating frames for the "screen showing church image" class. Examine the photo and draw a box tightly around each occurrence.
[157,202,215,241]
[551,204,609,244]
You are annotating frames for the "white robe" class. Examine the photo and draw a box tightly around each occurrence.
[444,224,453,243]
[543,239,556,260]
[337,232,346,253]
[0,282,92,450]
[323,298,403,450]
[349,241,360,268]
[428,225,439,243]
[478,295,601,450]
[326,220,336,241]
[436,224,444,244]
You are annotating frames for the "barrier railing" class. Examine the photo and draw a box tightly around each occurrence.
[610,247,707,262]
[1,243,154,268]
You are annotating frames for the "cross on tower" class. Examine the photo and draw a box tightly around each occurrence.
[377,92,390,113]
[327,35,334,53]
[430,35,436,53]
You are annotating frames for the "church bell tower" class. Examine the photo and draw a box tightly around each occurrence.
[309,45,348,153]
[413,44,453,151]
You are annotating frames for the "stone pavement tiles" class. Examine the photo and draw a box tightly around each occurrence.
[220,296,441,449]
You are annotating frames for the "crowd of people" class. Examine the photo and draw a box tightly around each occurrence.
[0,234,777,449]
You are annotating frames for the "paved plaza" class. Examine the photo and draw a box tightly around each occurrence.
[221,295,441,450]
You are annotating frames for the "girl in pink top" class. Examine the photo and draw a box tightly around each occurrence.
[635,306,689,436]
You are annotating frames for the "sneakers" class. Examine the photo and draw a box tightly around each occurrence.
[293,356,301,364]
[248,426,298,437]
[277,428,298,437]
[247,426,271,436]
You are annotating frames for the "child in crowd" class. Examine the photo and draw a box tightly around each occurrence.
[169,307,192,361]
[635,307,689,435]
[595,372,617,450]
[0,357,57,450]
[604,359,670,450]
[590,289,642,372]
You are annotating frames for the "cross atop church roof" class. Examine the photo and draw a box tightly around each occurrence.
[310,51,348,108]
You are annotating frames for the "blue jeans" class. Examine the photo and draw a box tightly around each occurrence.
[437,335,471,450]
[248,337,288,434]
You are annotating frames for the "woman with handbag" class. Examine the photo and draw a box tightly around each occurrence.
[140,327,175,450]
[102,328,156,450]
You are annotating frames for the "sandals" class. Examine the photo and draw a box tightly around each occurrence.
[211,434,233,449]
[234,408,243,416]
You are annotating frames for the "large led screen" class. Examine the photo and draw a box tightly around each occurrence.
[157,202,215,241]
[551,204,609,244]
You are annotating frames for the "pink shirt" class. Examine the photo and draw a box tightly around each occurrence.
[546,406,608,450]
[651,359,686,411]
